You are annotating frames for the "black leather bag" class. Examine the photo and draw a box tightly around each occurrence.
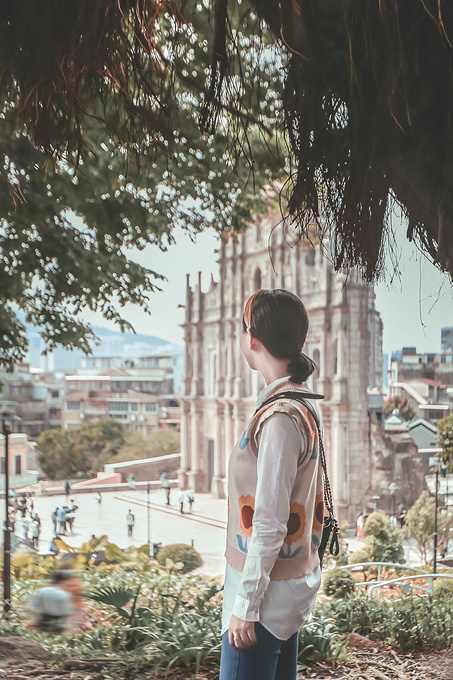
[256,390,340,567]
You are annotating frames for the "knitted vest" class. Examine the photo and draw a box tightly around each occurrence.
[225,380,324,580]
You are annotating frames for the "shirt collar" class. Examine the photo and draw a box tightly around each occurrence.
[257,375,292,407]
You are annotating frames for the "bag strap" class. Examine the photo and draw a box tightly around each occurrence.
[254,391,335,520]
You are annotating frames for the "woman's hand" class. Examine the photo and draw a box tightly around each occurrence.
[228,615,257,650]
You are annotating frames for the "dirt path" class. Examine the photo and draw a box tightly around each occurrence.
[1,635,452,680]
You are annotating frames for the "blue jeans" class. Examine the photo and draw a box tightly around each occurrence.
[219,623,298,680]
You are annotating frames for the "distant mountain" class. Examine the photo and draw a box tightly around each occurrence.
[18,313,177,372]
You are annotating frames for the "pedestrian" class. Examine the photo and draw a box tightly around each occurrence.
[28,569,74,632]
[398,508,407,529]
[219,289,324,680]
[186,488,195,512]
[65,481,71,499]
[52,507,58,533]
[23,517,30,540]
[127,473,136,490]
[67,498,78,532]
[19,496,27,518]
[96,492,102,505]
[126,509,135,537]
[29,494,35,516]
[48,534,60,555]
[356,513,365,538]
[160,472,171,505]
[57,506,67,534]
[179,489,185,514]
[30,516,40,549]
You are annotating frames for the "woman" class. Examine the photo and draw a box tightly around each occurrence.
[220,289,324,680]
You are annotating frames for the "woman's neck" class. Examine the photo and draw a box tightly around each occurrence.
[260,361,291,386]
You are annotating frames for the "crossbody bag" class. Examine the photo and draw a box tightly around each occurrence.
[254,390,340,567]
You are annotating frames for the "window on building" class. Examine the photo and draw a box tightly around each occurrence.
[130,403,138,412]
[108,402,128,412]
[66,401,81,411]
[0,457,4,475]
[15,455,22,476]
[312,349,321,392]
[305,249,316,266]
[145,403,157,412]
[254,267,262,290]
[51,390,59,398]
[66,422,80,428]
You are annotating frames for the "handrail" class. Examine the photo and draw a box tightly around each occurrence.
[324,561,453,597]
[367,573,453,596]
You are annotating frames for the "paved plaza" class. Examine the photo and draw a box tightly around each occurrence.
[2,489,426,576]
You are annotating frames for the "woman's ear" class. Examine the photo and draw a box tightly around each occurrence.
[248,331,259,352]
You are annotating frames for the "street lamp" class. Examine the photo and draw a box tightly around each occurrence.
[146,481,151,549]
[388,482,399,518]
[429,457,442,577]
[1,410,16,615]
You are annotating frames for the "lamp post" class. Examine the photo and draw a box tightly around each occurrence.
[146,481,151,549]
[429,457,442,577]
[388,482,399,518]
[2,411,13,615]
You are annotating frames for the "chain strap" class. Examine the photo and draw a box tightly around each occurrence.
[254,390,338,534]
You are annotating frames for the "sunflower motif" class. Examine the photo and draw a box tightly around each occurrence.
[284,502,306,544]
[238,495,255,537]
[312,493,324,532]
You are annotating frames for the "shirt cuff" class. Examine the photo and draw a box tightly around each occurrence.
[232,594,260,622]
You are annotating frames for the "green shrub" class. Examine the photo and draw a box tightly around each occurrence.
[323,568,356,599]
[433,577,453,599]
[156,543,202,574]
[364,512,405,564]
[348,547,371,566]
[298,615,346,670]
[317,591,453,650]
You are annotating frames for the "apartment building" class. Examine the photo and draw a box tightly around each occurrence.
[62,351,182,433]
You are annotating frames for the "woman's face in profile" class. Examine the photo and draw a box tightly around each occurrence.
[240,317,257,369]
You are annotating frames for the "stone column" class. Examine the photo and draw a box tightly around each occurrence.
[225,321,234,398]
[177,400,190,489]
[187,402,204,491]
[211,402,226,498]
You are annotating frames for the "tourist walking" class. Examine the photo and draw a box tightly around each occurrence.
[65,481,71,499]
[186,488,195,512]
[57,506,67,534]
[30,516,40,549]
[51,507,58,533]
[160,472,171,505]
[178,490,185,514]
[23,517,30,540]
[219,289,324,680]
[126,509,135,537]
[356,512,365,538]
[96,492,102,505]
[66,499,78,532]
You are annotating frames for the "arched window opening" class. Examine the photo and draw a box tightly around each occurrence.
[313,349,321,392]
[254,267,262,290]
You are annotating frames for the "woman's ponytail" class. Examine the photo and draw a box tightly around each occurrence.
[287,349,317,384]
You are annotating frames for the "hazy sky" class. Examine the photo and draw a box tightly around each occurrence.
[82,216,453,358]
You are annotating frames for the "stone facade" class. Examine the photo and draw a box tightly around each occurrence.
[178,204,385,524]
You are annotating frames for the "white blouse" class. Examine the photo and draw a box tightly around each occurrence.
[222,376,322,641]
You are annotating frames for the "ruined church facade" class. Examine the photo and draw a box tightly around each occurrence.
[178,205,384,524]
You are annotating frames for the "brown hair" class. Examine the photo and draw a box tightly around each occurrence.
[242,289,316,384]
